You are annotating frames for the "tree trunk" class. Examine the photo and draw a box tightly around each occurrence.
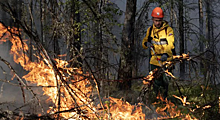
[179,0,185,78]
[30,0,33,61]
[170,0,174,27]
[96,0,104,95]
[40,0,45,44]
[206,0,215,84]
[118,0,136,90]
[199,0,204,72]
[70,0,81,68]
[206,0,211,43]
[204,0,216,85]
[210,19,216,84]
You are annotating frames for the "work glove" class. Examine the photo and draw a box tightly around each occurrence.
[161,53,168,62]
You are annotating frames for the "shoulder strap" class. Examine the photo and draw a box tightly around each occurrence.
[149,26,153,36]
[148,26,153,43]
[165,27,168,36]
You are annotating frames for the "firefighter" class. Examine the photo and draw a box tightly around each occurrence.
[142,7,175,99]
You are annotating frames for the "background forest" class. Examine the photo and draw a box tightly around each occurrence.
[0,0,219,119]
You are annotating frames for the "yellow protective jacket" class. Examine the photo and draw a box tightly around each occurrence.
[142,21,175,67]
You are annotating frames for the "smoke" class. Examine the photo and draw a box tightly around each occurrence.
[0,36,49,114]
[0,41,22,110]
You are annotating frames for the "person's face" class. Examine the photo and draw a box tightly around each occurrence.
[152,17,163,28]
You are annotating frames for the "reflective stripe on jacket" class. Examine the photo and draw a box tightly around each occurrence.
[142,21,175,66]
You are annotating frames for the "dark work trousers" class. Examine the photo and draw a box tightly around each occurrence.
[150,64,169,99]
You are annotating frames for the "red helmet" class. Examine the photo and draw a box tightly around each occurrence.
[151,7,164,18]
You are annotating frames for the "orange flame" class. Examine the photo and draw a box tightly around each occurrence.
[154,95,199,120]
[173,95,190,106]
[173,53,189,60]
[143,68,157,85]
[154,95,181,119]
[165,69,175,79]
[0,23,97,119]
[104,97,145,120]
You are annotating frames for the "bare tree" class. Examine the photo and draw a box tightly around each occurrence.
[29,0,33,61]
[179,0,185,77]
[118,0,136,90]
[170,0,174,27]
[69,0,81,67]
[199,0,204,72]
